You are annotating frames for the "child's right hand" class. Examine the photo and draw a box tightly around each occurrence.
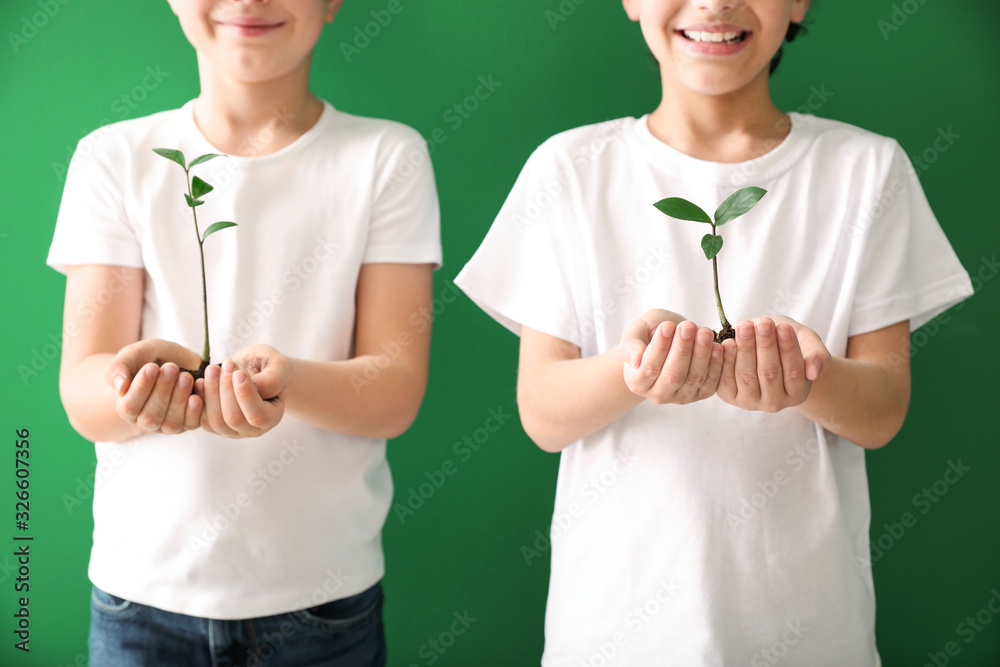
[620,309,724,405]
[105,340,204,435]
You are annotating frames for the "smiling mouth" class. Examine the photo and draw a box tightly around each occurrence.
[223,21,284,28]
[679,30,748,44]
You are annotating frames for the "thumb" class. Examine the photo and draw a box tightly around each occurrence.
[248,357,290,400]
[105,343,148,395]
[620,321,653,368]
[620,340,646,369]
[795,327,829,381]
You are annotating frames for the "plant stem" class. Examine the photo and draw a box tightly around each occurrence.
[711,223,729,327]
[185,169,211,364]
[712,256,728,327]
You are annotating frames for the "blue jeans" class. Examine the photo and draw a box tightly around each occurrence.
[89,581,386,667]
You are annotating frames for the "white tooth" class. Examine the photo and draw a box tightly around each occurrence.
[698,31,712,42]
[710,32,724,43]
[723,31,739,41]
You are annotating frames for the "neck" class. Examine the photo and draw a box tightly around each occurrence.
[193,58,322,157]
[647,70,790,164]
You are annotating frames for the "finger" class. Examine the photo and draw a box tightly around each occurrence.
[651,320,697,399]
[117,363,160,424]
[135,364,181,432]
[753,318,784,409]
[620,319,654,369]
[701,342,725,399]
[112,373,131,397]
[219,360,252,433]
[733,321,761,404]
[183,393,203,432]
[674,326,715,402]
[794,327,830,381]
[628,321,676,394]
[717,339,739,403]
[106,342,149,395]
[248,357,290,401]
[201,364,238,437]
[234,370,283,431]
[161,370,194,435]
[775,323,808,403]
[193,379,209,432]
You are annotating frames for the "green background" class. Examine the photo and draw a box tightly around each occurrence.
[1,0,998,665]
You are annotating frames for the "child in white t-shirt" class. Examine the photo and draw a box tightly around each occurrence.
[456,0,972,664]
[48,1,440,665]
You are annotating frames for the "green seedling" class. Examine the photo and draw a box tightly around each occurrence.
[652,186,767,342]
[153,148,237,378]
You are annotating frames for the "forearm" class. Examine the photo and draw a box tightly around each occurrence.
[60,354,142,443]
[518,345,643,453]
[283,356,427,439]
[795,356,909,449]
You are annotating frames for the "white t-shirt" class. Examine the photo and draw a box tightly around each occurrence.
[455,114,973,666]
[48,100,441,619]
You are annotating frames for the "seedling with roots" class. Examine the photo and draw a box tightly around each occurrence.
[153,148,237,378]
[652,186,767,342]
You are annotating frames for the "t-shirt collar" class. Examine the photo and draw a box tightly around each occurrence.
[179,98,334,162]
[630,112,811,184]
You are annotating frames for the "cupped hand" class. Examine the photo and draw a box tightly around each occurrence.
[717,315,831,412]
[620,309,724,405]
[106,339,204,434]
[195,344,291,438]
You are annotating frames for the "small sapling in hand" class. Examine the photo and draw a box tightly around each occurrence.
[153,148,237,379]
[653,187,767,342]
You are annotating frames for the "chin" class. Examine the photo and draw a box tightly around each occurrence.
[670,60,770,97]
[225,57,286,84]
[673,74,751,98]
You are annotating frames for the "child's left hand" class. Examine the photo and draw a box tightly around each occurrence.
[195,344,292,438]
[717,315,831,412]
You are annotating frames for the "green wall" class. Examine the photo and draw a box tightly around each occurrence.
[1,1,998,665]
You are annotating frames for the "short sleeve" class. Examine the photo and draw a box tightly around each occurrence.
[850,142,973,335]
[362,128,442,267]
[47,131,142,274]
[454,144,581,346]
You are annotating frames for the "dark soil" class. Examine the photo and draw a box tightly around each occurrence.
[179,359,211,381]
[714,321,736,344]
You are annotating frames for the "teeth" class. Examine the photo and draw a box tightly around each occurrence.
[683,30,743,44]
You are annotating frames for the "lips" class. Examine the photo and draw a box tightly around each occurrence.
[216,16,286,36]
[675,24,751,55]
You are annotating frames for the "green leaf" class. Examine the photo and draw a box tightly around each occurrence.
[152,148,186,169]
[192,176,214,199]
[202,221,237,242]
[189,153,224,168]
[714,186,767,226]
[184,193,204,208]
[701,233,724,260]
[653,197,712,224]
